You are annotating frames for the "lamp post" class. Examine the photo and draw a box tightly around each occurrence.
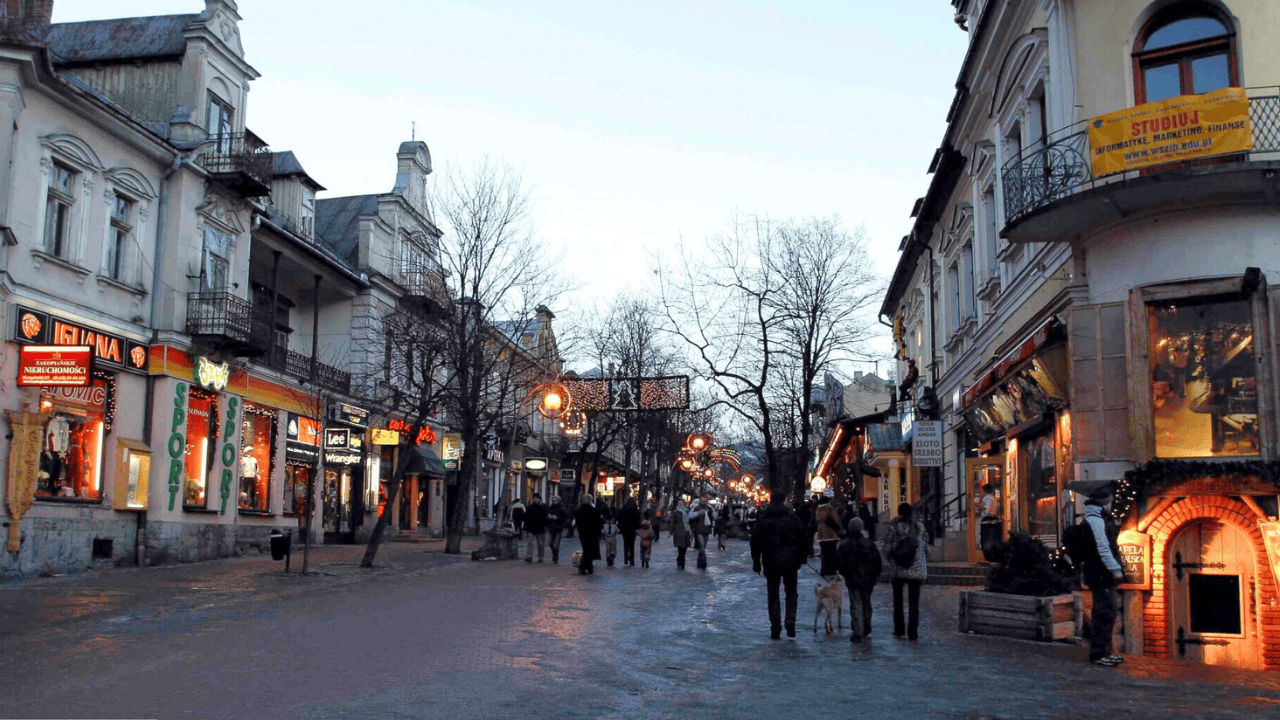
[498,380,571,526]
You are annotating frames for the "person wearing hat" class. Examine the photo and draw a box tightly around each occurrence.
[1082,484,1126,667]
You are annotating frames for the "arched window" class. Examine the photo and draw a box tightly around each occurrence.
[1133,3,1237,103]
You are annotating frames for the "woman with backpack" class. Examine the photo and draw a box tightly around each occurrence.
[836,517,882,642]
[886,502,927,640]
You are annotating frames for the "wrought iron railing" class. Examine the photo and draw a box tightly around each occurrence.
[198,132,272,195]
[258,347,352,396]
[1002,88,1280,226]
[186,292,269,350]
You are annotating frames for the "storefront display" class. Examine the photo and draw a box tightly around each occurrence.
[35,379,108,501]
[1024,432,1057,545]
[238,403,276,511]
[284,413,319,518]
[322,425,363,538]
[183,387,219,507]
[1148,297,1258,458]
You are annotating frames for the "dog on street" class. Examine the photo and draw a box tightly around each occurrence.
[813,576,845,634]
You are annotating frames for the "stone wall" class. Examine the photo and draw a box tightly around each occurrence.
[0,515,139,580]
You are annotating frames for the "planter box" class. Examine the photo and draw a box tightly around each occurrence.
[958,590,1082,642]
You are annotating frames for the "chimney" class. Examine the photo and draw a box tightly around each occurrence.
[27,0,52,25]
[854,371,863,380]
[1,0,52,38]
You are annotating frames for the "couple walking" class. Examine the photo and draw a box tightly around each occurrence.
[574,495,645,574]
[752,494,927,641]
[668,494,714,570]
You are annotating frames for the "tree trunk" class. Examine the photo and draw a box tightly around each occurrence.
[359,446,413,568]
[444,427,480,554]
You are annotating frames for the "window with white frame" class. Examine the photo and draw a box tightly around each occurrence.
[202,228,231,292]
[981,186,998,278]
[206,93,234,153]
[961,243,976,320]
[104,193,134,281]
[947,262,961,334]
[44,163,76,259]
[301,193,315,237]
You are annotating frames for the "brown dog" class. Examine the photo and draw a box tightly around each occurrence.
[813,576,845,634]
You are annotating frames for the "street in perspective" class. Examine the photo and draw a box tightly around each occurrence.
[4,0,1280,718]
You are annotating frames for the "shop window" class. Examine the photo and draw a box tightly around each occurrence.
[35,389,105,501]
[1188,573,1241,634]
[183,388,220,508]
[1133,3,1237,103]
[1148,297,1258,457]
[1024,433,1057,546]
[239,403,276,511]
[284,465,311,516]
[113,439,151,510]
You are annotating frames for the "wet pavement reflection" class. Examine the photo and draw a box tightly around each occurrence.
[3,537,1280,719]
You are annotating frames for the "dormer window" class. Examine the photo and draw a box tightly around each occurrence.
[207,93,234,152]
[1133,3,1237,103]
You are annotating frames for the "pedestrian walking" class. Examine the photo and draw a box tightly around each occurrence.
[522,494,548,563]
[510,498,526,539]
[546,495,569,564]
[836,517,882,642]
[597,497,618,567]
[815,496,842,578]
[979,483,1002,562]
[1079,484,1126,667]
[637,520,656,568]
[688,494,713,569]
[670,504,693,570]
[617,498,642,567]
[887,503,927,640]
[858,500,878,543]
[715,505,730,550]
[575,495,603,575]
[750,492,809,640]
[797,500,815,558]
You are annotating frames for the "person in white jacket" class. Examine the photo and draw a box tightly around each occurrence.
[1082,486,1125,667]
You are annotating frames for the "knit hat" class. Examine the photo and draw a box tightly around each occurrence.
[1087,484,1114,501]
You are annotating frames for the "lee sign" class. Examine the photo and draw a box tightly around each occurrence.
[912,420,943,467]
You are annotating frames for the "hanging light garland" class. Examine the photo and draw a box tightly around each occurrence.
[1108,459,1280,525]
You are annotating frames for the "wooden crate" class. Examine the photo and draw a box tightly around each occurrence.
[959,590,1083,642]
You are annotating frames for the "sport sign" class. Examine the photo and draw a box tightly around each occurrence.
[17,345,91,386]
[911,420,943,468]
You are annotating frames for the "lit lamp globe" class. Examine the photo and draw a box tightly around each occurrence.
[680,458,693,471]
[542,391,562,413]
[810,476,827,494]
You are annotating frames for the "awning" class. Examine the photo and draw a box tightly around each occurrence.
[960,318,1068,443]
[406,445,448,477]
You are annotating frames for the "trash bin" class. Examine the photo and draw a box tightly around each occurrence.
[270,529,291,561]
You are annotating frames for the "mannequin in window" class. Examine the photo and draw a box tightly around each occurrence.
[240,446,259,508]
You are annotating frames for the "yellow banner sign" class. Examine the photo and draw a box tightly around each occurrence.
[1088,87,1253,177]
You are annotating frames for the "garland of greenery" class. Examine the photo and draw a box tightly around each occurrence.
[1109,459,1280,524]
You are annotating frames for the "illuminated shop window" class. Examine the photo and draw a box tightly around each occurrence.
[238,403,276,511]
[36,391,105,501]
[284,465,311,516]
[1149,297,1258,458]
[183,388,220,507]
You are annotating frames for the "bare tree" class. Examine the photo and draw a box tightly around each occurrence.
[657,214,884,501]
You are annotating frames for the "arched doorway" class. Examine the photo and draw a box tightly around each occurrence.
[1167,519,1260,669]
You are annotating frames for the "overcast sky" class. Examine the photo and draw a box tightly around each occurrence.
[54,0,968,375]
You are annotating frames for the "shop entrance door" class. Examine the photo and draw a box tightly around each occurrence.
[965,455,1005,563]
[1169,520,1260,669]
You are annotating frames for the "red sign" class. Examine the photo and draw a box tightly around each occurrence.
[388,419,436,444]
[18,345,92,386]
[14,306,148,373]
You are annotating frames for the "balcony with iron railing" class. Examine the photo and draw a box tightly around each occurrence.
[1000,87,1280,243]
[258,347,353,397]
[186,292,271,356]
[198,132,273,198]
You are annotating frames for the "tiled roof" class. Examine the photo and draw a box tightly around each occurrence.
[270,151,325,190]
[40,15,198,64]
[314,194,378,266]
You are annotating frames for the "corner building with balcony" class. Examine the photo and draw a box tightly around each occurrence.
[884,0,1280,670]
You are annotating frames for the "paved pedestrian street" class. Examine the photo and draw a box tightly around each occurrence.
[3,538,1280,720]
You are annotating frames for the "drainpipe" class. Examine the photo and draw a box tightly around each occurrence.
[138,150,186,568]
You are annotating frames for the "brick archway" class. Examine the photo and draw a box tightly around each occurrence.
[1142,496,1280,669]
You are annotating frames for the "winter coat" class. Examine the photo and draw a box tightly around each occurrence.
[510,501,526,529]
[815,504,841,542]
[836,532,882,588]
[670,509,693,549]
[523,502,549,533]
[688,503,712,535]
[750,503,809,575]
[1082,503,1123,588]
[638,526,655,549]
[616,501,642,534]
[886,518,928,581]
[575,503,603,562]
[546,503,569,533]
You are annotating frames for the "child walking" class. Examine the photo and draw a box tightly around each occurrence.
[637,520,656,568]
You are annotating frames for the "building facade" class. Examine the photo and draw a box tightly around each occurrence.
[883,0,1280,670]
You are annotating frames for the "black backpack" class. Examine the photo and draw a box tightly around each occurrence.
[890,525,918,567]
[1061,520,1094,571]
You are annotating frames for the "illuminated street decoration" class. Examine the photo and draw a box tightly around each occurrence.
[563,376,689,411]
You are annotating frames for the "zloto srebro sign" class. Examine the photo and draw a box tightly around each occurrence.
[1089,87,1252,177]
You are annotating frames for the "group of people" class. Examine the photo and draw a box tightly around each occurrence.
[750,493,927,641]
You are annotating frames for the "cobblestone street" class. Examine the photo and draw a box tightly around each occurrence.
[4,538,1280,720]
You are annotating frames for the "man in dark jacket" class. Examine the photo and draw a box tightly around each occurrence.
[1081,484,1126,667]
[522,494,549,563]
[616,498,643,567]
[836,517,882,642]
[575,495,603,575]
[751,492,810,640]
[546,495,569,564]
